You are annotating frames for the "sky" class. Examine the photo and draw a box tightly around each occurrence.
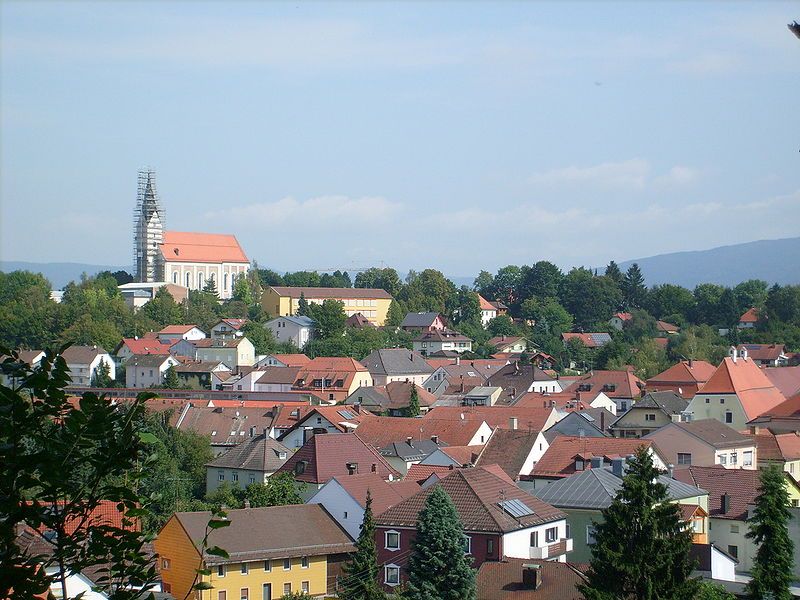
[1,1,799,278]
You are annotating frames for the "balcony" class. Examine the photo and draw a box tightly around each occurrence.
[529,538,573,559]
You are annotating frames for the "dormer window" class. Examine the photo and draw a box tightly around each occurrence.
[295,461,307,475]
[575,459,585,471]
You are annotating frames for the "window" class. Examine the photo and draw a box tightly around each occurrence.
[728,545,738,559]
[217,564,225,577]
[792,499,799,508]
[263,560,271,571]
[566,523,571,539]
[198,273,204,289]
[677,453,692,465]
[301,556,309,569]
[575,459,584,471]
[730,452,738,465]
[487,538,494,555]
[301,581,309,594]
[463,536,471,554]
[249,475,256,484]
[743,451,753,466]
[218,471,224,481]
[619,402,628,412]
[545,527,558,543]
[283,558,291,570]
[530,531,539,547]
[645,413,656,421]
[344,511,348,519]
[283,583,291,596]
[240,588,248,600]
[149,369,154,377]
[730,525,739,534]
[241,562,248,574]
[587,526,597,545]
[172,271,178,284]
[705,398,710,403]
[692,519,704,533]
[720,398,725,404]
[385,565,400,586]
[385,530,400,550]
[218,592,225,600]
[719,454,727,465]
[725,411,733,424]
[186,272,191,288]
[232,472,239,482]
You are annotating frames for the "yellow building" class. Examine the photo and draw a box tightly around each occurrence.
[261,286,393,326]
[155,504,355,600]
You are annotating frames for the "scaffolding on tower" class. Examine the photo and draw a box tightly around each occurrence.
[133,168,165,283]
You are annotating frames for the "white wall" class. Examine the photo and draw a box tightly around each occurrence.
[126,357,178,388]
[166,261,249,300]
[281,417,341,449]
[502,519,569,561]
[307,479,364,540]
[710,545,737,581]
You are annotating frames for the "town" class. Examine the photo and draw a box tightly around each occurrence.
[2,168,799,600]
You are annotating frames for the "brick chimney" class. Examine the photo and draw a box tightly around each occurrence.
[522,564,542,590]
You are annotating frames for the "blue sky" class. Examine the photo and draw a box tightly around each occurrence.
[2,1,799,277]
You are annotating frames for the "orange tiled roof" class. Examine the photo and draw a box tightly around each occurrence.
[159,324,201,335]
[424,406,554,432]
[117,338,173,355]
[739,307,760,323]
[697,357,786,419]
[160,231,249,264]
[478,295,496,311]
[531,436,657,478]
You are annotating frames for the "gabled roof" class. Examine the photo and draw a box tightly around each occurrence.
[274,433,400,484]
[175,406,276,445]
[124,354,176,369]
[174,360,229,373]
[361,349,434,376]
[762,366,800,398]
[379,438,444,461]
[563,369,644,400]
[739,307,760,323]
[265,353,311,367]
[487,336,526,349]
[346,382,436,412]
[279,406,370,438]
[737,343,786,362]
[697,357,786,419]
[647,360,717,386]
[438,445,483,466]
[672,466,759,521]
[159,324,202,335]
[412,329,472,343]
[269,286,392,299]
[171,505,354,564]
[214,318,248,330]
[60,345,108,364]
[531,436,659,478]
[475,429,540,479]
[626,390,689,414]
[206,433,290,472]
[271,315,315,328]
[405,463,456,484]
[612,312,633,321]
[354,415,487,448]
[746,430,800,461]
[656,320,680,333]
[376,466,565,533]
[160,231,249,264]
[644,419,751,449]
[478,295,496,311]
[400,312,442,328]
[486,362,556,403]
[326,473,420,514]
[116,338,173,356]
[545,412,609,440]
[425,406,555,432]
[476,559,587,600]
[252,366,302,385]
[561,332,612,348]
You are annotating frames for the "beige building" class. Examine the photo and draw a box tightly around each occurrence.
[644,419,757,469]
[195,337,256,368]
[261,286,393,326]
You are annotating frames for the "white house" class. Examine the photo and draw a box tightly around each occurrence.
[210,318,248,340]
[61,346,116,386]
[205,432,290,494]
[157,325,207,345]
[278,406,364,449]
[412,329,473,356]
[1,350,45,386]
[125,354,180,388]
[361,348,434,386]
[265,315,315,349]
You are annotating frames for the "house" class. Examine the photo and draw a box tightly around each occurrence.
[113,338,173,364]
[361,348,434,386]
[476,559,587,600]
[486,362,562,404]
[544,410,611,439]
[562,369,644,414]
[685,348,787,430]
[405,463,459,484]
[422,358,506,397]
[515,390,617,415]
[345,312,375,328]
[154,505,355,600]
[377,437,449,474]
[646,360,717,399]
[175,405,279,455]
[1,350,45,386]
[462,386,503,407]
[277,406,369,449]
[737,307,760,329]
[478,295,499,327]
[412,329,473,356]
[210,318,248,340]
[425,405,561,435]
[745,429,800,483]
[532,459,708,563]
[292,357,373,404]
[195,337,256,368]
[118,281,189,310]
[746,391,800,434]
[256,353,311,368]
[249,367,301,393]
[175,360,230,389]
[262,286,393,326]
[400,312,447,333]
[673,465,800,574]
[643,419,757,470]
[609,390,690,438]
[763,365,800,399]
[355,415,493,448]
[736,343,788,367]
[343,381,437,416]
[205,432,290,494]
[474,428,550,480]
[157,324,206,345]
[526,436,667,490]
[61,345,115,386]
[530,351,556,370]
[274,433,401,499]
[608,312,632,331]
[561,332,612,349]
[308,473,420,539]
[375,466,572,589]
[265,315,315,349]
[656,320,680,335]
[124,354,180,388]
[487,335,528,354]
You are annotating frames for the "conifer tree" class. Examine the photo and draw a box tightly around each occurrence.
[90,358,113,387]
[297,292,310,316]
[406,383,420,417]
[745,465,795,600]
[579,446,699,600]
[622,263,647,310]
[202,276,218,298]
[340,490,385,600]
[163,364,180,389]
[406,486,476,600]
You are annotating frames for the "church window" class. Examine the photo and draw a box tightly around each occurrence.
[186,272,191,288]
[198,273,204,289]
[224,273,229,291]
[172,271,178,284]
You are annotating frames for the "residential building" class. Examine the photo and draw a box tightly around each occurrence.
[377,437,448,474]
[265,315,314,349]
[277,406,368,449]
[292,357,372,403]
[422,358,506,397]
[685,348,787,430]
[532,459,708,562]
[355,415,493,448]
[308,473,420,539]
[262,286,393,326]
[159,231,250,300]
[746,393,800,434]
[763,365,800,399]
[61,345,115,386]
[195,337,256,368]
[516,390,617,415]
[561,332,612,349]
[486,362,562,404]
[474,428,550,480]
[643,419,757,470]
[210,318,248,340]
[399,312,448,333]
[124,354,180,388]
[527,436,667,490]
[206,432,290,494]
[255,353,311,368]
[417,445,483,469]
[175,360,230,389]
[487,335,528,354]
[646,359,717,399]
[737,307,760,329]
[609,390,690,438]
[657,320,680,336]
[155,505,355,600]
[113,338,173,364]
[157,324,207,345]
[412,329,473,356]
[175,405,279,455]
[746,429,800,482]
[345,312,375,328]
[361,349,434,386]
[462,386,503,407]
[608,312,632,331]
[1,350,45,386]
[425,405,561,434]
[375,466,571,589]
[736,343,788,367]
[250,367,301,393]
[343,381,437,416]
[476,559,586,600]
[544,410,611,439]
[118,281,189,310]
[478,295,499,327]
[562,369,644,414]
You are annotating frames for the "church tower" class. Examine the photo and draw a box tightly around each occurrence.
[133,169,165,282]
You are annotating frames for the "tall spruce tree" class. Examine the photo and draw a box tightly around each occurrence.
[579,446,699,600]
[622,263,647,310]
[339,490,385,600]
[163,364,180,389]
[744,465,795,600]
[297,292,310,316]
[406,486,476,600]
[406,383,420,417]
[202,275,218,298]
[605,261,624,286]
[90,358,113,387]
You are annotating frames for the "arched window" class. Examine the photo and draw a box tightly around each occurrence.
[185,272,191,288]
[224,273,228,291]
[198,272,204,289]
[172,271,178,284]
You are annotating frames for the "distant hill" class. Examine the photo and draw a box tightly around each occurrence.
[617,237,800,288]
[0,261,130,289]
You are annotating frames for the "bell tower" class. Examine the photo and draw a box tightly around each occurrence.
[133,169,165,282]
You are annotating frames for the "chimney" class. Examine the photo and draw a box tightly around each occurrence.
[460,376,465,393]
[688,358,693,368]
[514,360,519,373]
[741,346,748,361]
[721,493,730,514]
[249,426,256,437]
[406,436,413,447]
[600,411,605,432]
[431,435,439,444]
[509,417,518,430]
[667,463,674,478]
[522,564,542,590]
[590,456,603,469]
[729,346,738,363]
[611,457,625,478]
[456,356,461,366]
[347,462,359,475]
[263,427,269,438]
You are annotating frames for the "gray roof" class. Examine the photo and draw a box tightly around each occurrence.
[644,419,752,449]
[634,391,689,414]
[344,387,389,409]
[544,412,609,442]
[380,438,445,461]
[400,312,441,328]
[61,345,108,364]
[124,354,175,368]
[361,348,434,376]
[271,315,315,328]
[531,466,706,510]
[464,386,501,398]
[207,434,291,472]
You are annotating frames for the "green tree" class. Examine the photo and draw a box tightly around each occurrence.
[406,383,421,417]
[696,581,736,600]
[765,284,800,325]
[401,269,456,313]
[241,322,276,355]
[406,486,476,600]
[339,490,385,600]
[717,288,741,329]
[692,283,726,325]
[451,288,482,329]
[486,315,517,337]
[142,285,183,327]
[297,292,310,316]
[307,299,347,340]
[257,268,285,287]
[184,289,223,332]
[560,269,622,330]
[733,280,769,313]
[232,276,254,305]
[472,270,494,296]
[355,268,402,297]
[163,364,181,389]
[385,300,406,327]
[745,465,795,600]
[0,271,59,350]
[202,275,219,297]
[519,260,563,302]
[90,357,114,387]
[244,472,304,507]
[622,263,647,310]
[488,265,523,308]
[579,446,699,600]
[646,284,695,321]
[604,261,624,286]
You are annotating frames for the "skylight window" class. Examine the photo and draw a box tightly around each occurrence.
[498,499,535,518]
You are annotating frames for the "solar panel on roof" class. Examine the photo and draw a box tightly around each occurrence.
[338,410,355,419]
[497,498,534,518]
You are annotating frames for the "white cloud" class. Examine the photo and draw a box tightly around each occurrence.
[654,166,700,187]
[528,159,651,189]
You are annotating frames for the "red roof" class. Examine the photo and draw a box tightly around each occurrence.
[563,369,644,399]
[331,473,420,514]
[269,353,311,367]
[160,231,249,264]
[269,286,392,299]
[737,344,786,362]
[613,312,632,321]
[739,307,760,323]
[747,430,800,461]
[673,465,760,521]
[531,436,657,478]
[117,338,173,355]
[354,415,488,448]
[656,320,680,333]
[33,500,133,535]
[405,463,456,484]
[478,295,496,311]
[425,406,555,432]
[476,559,587,600]
[158,324,201,335]
[646,360,717,398]
[487,336,525,349]
[697,357,786,419]
[561,332,611,348]
[763,366,800,398]
[439,445,484,465]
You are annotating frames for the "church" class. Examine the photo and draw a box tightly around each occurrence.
[133,170,250,300]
